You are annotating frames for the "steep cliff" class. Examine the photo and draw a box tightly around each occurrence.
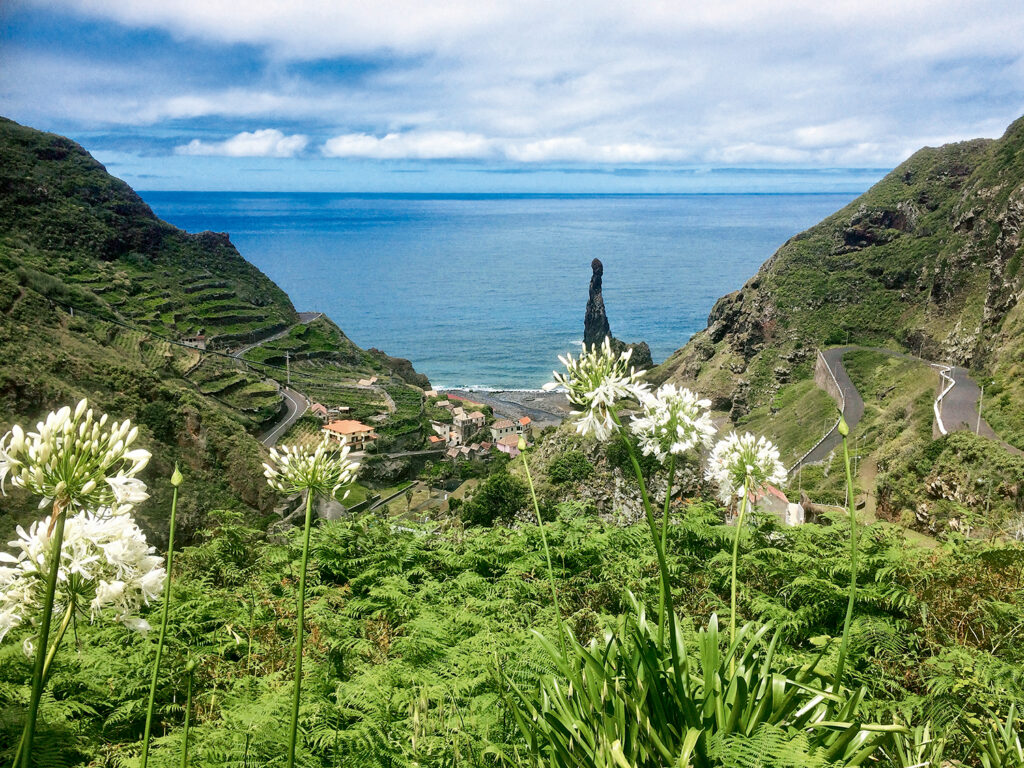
[653,115,1024,444]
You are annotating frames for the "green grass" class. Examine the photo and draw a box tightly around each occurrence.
[736,377,838,465]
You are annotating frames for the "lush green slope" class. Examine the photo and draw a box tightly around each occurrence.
[654,116,1024,426]
[2,507,1021,766]
[0,117,427,541]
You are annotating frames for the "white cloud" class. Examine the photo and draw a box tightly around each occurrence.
[504,138,685,163]
[322,131,495,159]
[319,132,686,162]
[176,129,308,157]
[9,0,1024,168]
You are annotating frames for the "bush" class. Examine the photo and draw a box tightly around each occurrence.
[547,449,594,484]
[459,471,529,527]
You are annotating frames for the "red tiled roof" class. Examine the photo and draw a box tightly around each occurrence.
[497,435,520,447]
[323,419,373,435]
[492,419,514,429]
[518,416,532,425]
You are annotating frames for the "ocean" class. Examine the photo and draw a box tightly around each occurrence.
[141,192,861,389]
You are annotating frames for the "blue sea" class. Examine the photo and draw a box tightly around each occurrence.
[141,193,861,389]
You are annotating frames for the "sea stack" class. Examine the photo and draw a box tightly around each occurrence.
[584,258,612,347]
[581,258,654,368]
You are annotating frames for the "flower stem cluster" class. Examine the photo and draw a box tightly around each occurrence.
[0,399,151,512]
[704,431,787,505]
[543,337,648,441]
[0,510,165,642]
[263,434,359,499]
[263,433,359,768]
[631,383,718,461]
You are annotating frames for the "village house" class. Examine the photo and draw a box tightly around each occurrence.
[453,410,485,442]
[424,390,439,398]
[181,333,206,350]
[495,434,524,458]
[357,376,379,387]
[310,402,329,422]
[322,419,378,450]
[430,420,460,445]
[489,419,517,441]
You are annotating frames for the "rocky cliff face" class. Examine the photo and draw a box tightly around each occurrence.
[582,258,654,369]
[584,258,612,347]
[652,115,1024,429]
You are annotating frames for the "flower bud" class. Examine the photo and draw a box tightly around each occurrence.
[171,464,183,487]
[517,436,527,451]
[81,479,97,495]
[838,417,849,437]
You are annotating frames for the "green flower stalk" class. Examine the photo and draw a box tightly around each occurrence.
[264,435,358,768]
[833,417,859,694]
[728,477,752,670]
[141,464,184,768]
[705,431,786,660]
[629,383,717,643]
[518,436,566,654]
[0,399,152,767]
[180,658,196,768]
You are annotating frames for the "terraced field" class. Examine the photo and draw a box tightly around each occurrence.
[187,355,282,427]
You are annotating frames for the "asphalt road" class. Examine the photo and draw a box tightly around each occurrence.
[797,346,866,467]
[795,346,1019,469]
[941,367,1021,454]
[259,386,308,447]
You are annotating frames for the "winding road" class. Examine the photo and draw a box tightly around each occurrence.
[259,386,308,447]
[794,346,1019,470]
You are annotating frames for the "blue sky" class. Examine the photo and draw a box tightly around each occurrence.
[2,0,1023,192]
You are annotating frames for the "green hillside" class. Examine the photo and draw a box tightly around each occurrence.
[652,115,1024,537]
[654,117,1024,428]
[0,117,427,541]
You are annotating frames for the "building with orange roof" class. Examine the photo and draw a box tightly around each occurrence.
[322,419,378,450]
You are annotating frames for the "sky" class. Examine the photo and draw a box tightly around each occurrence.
[2,0,1023,192]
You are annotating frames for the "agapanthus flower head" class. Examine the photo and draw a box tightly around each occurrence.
[705,431,787,504]
[263,434,359,498]
[630,384,717,462]
[0,399,150,513]
[543,336,648,441]
[0,509,165,644]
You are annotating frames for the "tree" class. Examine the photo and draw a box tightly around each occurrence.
[459,472,529,527]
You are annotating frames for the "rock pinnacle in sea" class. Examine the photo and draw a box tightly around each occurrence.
[584,258,612,347]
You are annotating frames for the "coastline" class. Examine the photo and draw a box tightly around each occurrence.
[443,388,570,428]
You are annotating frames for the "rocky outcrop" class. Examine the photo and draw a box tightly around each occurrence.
[584,258,612,347]
[582,258,655,369]
[368,348,431,389]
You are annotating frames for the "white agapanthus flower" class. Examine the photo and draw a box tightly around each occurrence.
[705,432,787,505]
[0,399,151,513]
[264,434,359,498]
[0,510,165,644]
[630,384,718,462]
[543,336,648,441]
